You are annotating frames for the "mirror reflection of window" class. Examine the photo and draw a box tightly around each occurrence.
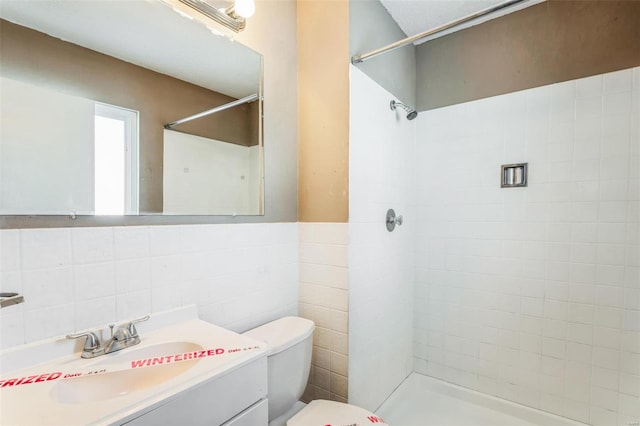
[94,104,139,215]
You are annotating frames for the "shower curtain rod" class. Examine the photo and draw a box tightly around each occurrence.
[351,0,528,65]
[164,93,259,129]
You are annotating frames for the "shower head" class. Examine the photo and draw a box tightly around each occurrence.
[390,100,418,120]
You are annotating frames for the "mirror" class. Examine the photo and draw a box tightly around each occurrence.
[0,0,263,217]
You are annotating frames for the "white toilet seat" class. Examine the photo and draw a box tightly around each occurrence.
[286,400,389,426]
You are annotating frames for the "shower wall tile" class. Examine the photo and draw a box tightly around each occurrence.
[348,66,415,412]
[0,223,299,350]
[414,67,640,425]
[299,222,349,404]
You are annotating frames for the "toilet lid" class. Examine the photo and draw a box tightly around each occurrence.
[286,400,388,426]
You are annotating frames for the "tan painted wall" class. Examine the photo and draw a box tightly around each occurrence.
[297,0,350,223]
[416,0,640,111]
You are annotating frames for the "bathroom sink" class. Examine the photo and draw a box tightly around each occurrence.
[50,342,203,404]
[0,308,269,426]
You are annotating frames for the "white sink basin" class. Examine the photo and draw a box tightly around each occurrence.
[50,342,203,404]
[0,309,268,425]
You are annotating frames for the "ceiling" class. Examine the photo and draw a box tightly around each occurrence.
[0,0,261,99]
[379,0,544,44]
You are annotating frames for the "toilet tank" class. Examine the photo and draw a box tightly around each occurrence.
[243,317,315,421]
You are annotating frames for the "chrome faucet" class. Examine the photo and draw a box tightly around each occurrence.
[67,315,149,359]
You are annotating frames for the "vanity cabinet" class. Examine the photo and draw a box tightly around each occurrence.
[121,356,268,426]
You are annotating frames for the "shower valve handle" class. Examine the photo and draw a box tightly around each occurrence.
[386,209,403,232]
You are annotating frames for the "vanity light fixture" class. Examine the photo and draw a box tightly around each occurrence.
[178,0,255,32]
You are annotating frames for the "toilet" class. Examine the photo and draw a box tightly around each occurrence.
[243,317,388,426]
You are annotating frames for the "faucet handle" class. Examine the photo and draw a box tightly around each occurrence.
[125,315,150,338]
[66,331,100,351]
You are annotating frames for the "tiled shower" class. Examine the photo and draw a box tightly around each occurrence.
[349,65,639,424]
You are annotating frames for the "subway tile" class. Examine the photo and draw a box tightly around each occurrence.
[543,318,567,339]
[114,258,151,293]
[544,300,568,320]
[71,227,114,264]
[599,180,629,201]
[0,309,25,349]
[599,201,629,223]
[300,263,348,289]
[0,270,22,296]
[592,366,619,391]
[622,331,640,353]
[331,352,348,376]
[113,226,149,260]
[597,244,626,266]
[603,69,634,94]
[619,373,640,397]
[589,406,618,426]
[574,140,600,160]
[151,285,184,312]
[621,351,640,375]
[74,262,116,301]
[591,385,619,411]
[542,337,566,359]
[24,303,75,343]
[597,265,626,286]
[566,360,591,383]
[593,326,622,349]
[20,228,71,269]
[564,377,591,403]
[598,223,628,244]
[576,96,602,121]
[563,398,590,423]
[116,289,151,321]
[571,243,597,263]
[22,267,73,310]
[603,92,632,116]
[540,393,565,416]
[0,230,20,271]
[566,342,592,364]
[576,75,602,99]
[595,305,623,328]
[299,243,348,267]
[594,285,624,308]
[601,157,629,180]
[148,226,184,256]
[593,346,621,370]
[624,288,640,310]
[571,223,598,243]
[313,367,330,391]
[568,303,594,324]
[74,296,116,331]
[313,327,331,350]
[330,372,348,398]
[618,393,640,417]
[566,322,593,345]
[541,373,564,396]
[570,263,596,284]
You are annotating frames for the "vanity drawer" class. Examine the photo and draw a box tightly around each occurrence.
[121,356,267,426]
[222,398,268,426]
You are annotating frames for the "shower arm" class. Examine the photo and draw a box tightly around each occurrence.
[351,0,528,65]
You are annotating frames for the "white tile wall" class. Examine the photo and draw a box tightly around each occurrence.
[348,66,415,412]
[299,222,349,403]
[0,223,299,350]
[413,67,640,425]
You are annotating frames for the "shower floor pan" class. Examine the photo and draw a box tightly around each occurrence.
[376,373,586,426]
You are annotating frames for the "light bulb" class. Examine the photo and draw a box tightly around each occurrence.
[234,0,255,18]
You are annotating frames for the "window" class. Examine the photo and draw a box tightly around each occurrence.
[94,103,139,215]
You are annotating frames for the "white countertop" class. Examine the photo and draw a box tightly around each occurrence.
[0,307,268,425]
